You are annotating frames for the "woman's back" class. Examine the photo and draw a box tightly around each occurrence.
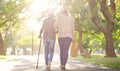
[55,14,74,38]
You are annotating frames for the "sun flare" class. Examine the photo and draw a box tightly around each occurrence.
[26,0,61,32]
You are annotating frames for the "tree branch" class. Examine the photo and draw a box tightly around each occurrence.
[110,0,116,18]
[88,0,107,33]
[100,0,114,31]
[92,17,108,33]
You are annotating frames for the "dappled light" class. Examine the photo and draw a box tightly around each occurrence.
[0,0,120,71]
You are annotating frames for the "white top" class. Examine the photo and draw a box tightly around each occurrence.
[54,14,74,39]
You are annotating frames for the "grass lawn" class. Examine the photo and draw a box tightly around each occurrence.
[76,54,120,69]
[0,55,18,61]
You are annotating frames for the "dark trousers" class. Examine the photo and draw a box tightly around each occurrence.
[58,37,72,65]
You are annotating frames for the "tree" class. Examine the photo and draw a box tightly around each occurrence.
[0,0,33,55]
[0,31,5,55]
[88,0,117,57]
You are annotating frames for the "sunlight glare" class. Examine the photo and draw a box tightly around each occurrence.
[26,0,61,32]
[29,0,60,18]
[29,0,49,17]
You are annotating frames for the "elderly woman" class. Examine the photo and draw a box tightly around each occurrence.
[39,10,56,69]
[54,8,74,70]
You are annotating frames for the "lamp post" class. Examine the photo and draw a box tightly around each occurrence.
[29,19,38,55]
[29,20,34,56]
[32,27,34,55]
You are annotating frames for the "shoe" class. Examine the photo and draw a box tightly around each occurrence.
[46,61,51,70]
[46,65,50,70]
[48,61,51,67]
[60,65,66,70]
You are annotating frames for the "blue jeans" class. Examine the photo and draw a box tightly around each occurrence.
[58,37,72,66]
[43,38,55,65]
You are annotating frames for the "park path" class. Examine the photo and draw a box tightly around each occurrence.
[0,54,119,71]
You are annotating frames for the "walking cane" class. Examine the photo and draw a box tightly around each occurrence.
[35,37,42,70]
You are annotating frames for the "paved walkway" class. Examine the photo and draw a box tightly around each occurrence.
[0,54,120,71]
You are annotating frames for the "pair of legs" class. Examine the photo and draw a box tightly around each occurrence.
[58,37,72,69]
[43,38,55,67]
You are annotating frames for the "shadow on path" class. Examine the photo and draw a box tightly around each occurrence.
[0,55,119,71]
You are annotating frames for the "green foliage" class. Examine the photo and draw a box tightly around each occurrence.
[105,62,120,69]
[77,54,120,69]
[17,35,39,48]
[0,0,33,28]
[0,55,19,61]
[0,0,19,28]
[0,0,35,49]
[17,36,32,47]
[0,55,6,60]
[113,1,120,49]
[82,31,105,52]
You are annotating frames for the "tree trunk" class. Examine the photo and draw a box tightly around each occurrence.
[0,31,5,55]
[88,0,116,57]
[70,41,78,57]
[92,17,116,57]
[78,31,84,55]
[104,31,116,57]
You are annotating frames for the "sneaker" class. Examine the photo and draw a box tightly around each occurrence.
[60,65,66,70]
[48,61,51,67]
[46,65,50,70]
[46,61,51,70]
